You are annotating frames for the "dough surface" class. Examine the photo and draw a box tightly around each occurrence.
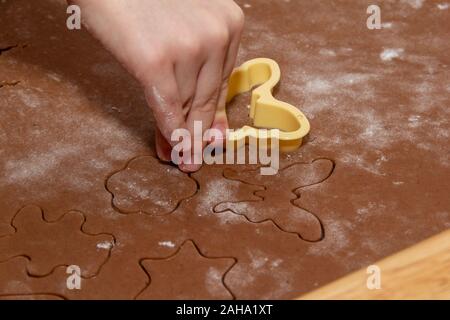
[0,0,449,299]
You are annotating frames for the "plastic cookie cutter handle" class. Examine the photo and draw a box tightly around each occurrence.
[226,58,310,152]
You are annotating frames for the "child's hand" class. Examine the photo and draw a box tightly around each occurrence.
[71,0,244,172]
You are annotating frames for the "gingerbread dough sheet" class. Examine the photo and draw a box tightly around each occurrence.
[0,0,449,299]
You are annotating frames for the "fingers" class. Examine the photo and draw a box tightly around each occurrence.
[221,3,245,77]
[181,60,223,172]
[210,6,245,149]
[182,26,229,171]
[181,6,244,171]
[144,64,187,148]
[147,2,245,172]
[173,39,204,109]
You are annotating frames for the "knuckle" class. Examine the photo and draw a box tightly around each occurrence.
[229,5,245,31]
[179,35,202,59]
[144,51,167,70]
[138,52,168,85]
[204,21,230,48]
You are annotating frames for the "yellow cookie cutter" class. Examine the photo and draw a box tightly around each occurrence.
[226,58,310,152]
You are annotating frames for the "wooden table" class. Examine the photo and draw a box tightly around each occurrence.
[299,230,450,300]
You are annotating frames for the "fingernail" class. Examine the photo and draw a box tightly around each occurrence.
[180,163,202,173]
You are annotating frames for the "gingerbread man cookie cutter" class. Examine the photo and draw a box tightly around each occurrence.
[226,58,310,152]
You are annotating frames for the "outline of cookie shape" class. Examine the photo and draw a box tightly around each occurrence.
[0,206,114,277]
[215,159,335,241]
[106,156,197,215]
[137,240,235,300]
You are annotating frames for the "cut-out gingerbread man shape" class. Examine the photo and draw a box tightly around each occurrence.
[107,156,197,215]
[0,206,113,277]
[215,159,335,242]
[182,163,264,217]
[137,241,235,300]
